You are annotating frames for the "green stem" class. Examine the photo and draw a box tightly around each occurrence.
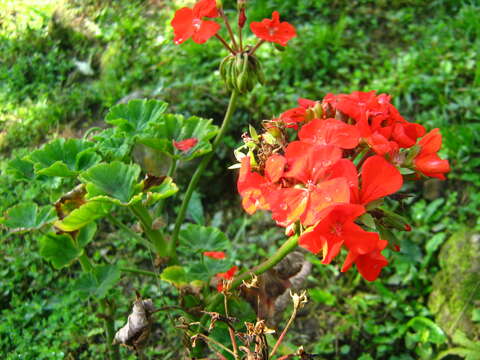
[170,91,239,253]
[157,159,177,215]
[130,203,168,256]
[121,267,157,277]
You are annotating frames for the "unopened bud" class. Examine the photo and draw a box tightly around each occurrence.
[238,8,247,28]
[216,0,223,10]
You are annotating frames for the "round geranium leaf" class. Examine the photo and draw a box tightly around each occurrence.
[54,201,113,232]
[0,202,56,233]
[105,99,168,136]
[74,265,121,299]
[138,114,218,161]
[79,162,143,206]
[26,138,101,177]
[179,224,231,254]
[39,233,82,269]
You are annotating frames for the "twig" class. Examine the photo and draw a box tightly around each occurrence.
[215,34,236,55]
[249,40,265,55]
[219,9,238,51]
[224,294,240,359]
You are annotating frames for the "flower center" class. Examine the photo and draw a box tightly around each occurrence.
[193,18,202,31]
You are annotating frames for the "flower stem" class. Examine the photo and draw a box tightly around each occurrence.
[120,267,158,277]
[170,90,239,254]
[249,40,265,55]
[269,306,298,357]
[220,9,238,51]
[215,34,236,55]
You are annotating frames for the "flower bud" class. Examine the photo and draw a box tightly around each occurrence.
[238,8,247,28]
[216,0,223,10]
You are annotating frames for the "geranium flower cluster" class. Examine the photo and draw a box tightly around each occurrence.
[237,91,450,281]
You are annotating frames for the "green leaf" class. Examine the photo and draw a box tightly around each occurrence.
[189,257,232,280]
[75,265,121,299]
[138,114,218,161]
[143,176,179,206]
[186,191,205,225]
[1,202,56,233]
[160,266,189,287]
[27,138,100,177]
[179,224,231,254]
[93,128,134,161]
[105,99,168,136]
[79,162,142,205]
[55,201,112,232]
[309,289,337,306]
[39,233,82,269]
[6,157,35,180]
[77,222,97,248]
[406,317,446,345]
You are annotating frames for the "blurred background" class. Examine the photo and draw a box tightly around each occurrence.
[0,0,479,358]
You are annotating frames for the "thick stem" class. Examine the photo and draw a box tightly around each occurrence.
[130,203,168,256]
[157,159,177,215]
[171,91,239,253]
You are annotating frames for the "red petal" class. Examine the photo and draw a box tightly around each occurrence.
[204,251,226,259]
[360,155,403,205]
[284,142,342,184]
[415,153,450,179]
[342,223,380,255]
[299,118,360,149]
[191,20,220,44]
[193,0,219,18]
[250,11,296,46]
[173,137,198,151]
[265,154,286,183]
[355,250,388,281]
[418,128,442,155]
[325,159,359,189]
[217,266,238,280]
[171,8,195,44]
[267,188,308,226]
[301,178,351,226]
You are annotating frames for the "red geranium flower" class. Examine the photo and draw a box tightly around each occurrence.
[216,266,238,292]
[250,11,296,46]
[173,137,198,151]
[237,157,270,215]
[171,0,220,45]
[414,128,450,180]
[203,251,226,259]
[266,142,350,227]
[299,203,377,263]
[341,240,389,281]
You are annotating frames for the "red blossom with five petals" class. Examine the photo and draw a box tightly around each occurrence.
[250,11,296,46]
[171,0,220,45]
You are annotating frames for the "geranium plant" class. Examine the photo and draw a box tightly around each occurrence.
[1,0,450,359]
